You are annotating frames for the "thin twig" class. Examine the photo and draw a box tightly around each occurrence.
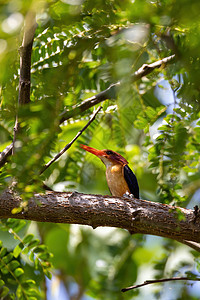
[40,106,102,174]
[121,276,200,292]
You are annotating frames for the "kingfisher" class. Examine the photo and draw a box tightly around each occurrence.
[80,145,139,199]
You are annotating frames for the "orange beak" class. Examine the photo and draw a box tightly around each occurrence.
[80,144,105,157]
[80,144,128,165]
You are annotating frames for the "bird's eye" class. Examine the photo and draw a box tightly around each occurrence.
[106,150,113,155]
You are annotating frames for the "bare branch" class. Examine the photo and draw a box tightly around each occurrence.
[59,83,119,124]
[12,12,37,155]
[18,11,37,106]
[121,276,200,292]
[132,54,175,80]
[59,54,175,123]
[0,143,13,168]
[181,240,200,252]
[40,106,102,174]
[1,190,200,247]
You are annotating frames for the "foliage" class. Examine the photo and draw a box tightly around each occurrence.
[0,0,200,299]
[0,219,52,299]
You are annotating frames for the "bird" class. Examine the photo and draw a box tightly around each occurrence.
[80,144,139,198]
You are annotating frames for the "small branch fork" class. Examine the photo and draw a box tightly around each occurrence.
[121,276,200,292]
[40,106,102,174]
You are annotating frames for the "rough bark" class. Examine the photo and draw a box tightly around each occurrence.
[0,189,200,244]
[18,11,37,105]
[1,12,37,162]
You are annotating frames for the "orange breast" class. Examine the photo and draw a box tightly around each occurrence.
[106,164,130,197]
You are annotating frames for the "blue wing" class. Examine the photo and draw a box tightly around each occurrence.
[123,164,139,198]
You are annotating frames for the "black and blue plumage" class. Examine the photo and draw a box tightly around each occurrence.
[123,164,139,199]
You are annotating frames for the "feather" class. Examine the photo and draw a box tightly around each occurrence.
[123,164,139,198]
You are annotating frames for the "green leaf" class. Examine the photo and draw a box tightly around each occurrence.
[22,247,29,255]
[16,285,22,298]
[22,279,36,289]
[22,234,34,244]
[145,106,157,119]
[1,266,9,275]
[7,260,20,271]
[134,116,148,129]
[29,251,34,263]
[33,245,46,253]
[37,252,50,261]
[13,243,24,258]
[0,286,9,297]
[0,247,7,258]
[0,279,5,287]
[28,239,40,249]
[2,253,13,264]
[11,207,23,214]
[34,258,39,270]
[44,270,52,280]
[26,287,39,297]
[14,268,24,277]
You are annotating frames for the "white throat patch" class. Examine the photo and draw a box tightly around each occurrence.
[99,156,114,167]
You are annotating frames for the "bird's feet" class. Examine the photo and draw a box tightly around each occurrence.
[123,191,135,199]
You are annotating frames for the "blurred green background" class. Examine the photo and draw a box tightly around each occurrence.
[0,0,200,299]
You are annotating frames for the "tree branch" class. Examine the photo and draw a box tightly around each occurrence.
[59,82,120,124]
[59,54,175,123]
[121,276,200,292]
[18,11,37,106]
[13,12,37,154]
[132,54,175,80]
[1,190,200,246]
[40,106,102,174]
[0,143,13,168]
[181,240,200,252]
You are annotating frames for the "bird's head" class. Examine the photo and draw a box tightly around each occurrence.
[80,144,128,167]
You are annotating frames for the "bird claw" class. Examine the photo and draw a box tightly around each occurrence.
[123,192,134,199]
